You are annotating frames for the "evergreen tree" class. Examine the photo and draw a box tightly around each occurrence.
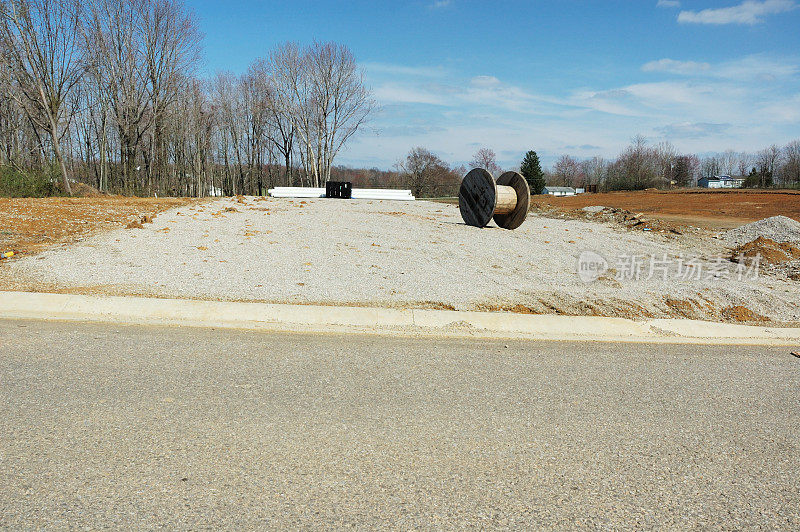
[520,150,546,194]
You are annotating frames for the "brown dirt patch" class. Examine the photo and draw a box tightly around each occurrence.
[411,301,457,311]
[665,298,698,319]
[721,305,770,323]
[0,196,196,257]
[731,236,800,266]
[477,303,540,314]
[530,189,800,230]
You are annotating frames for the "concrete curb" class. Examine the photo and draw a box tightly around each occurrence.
[2,291,800,345]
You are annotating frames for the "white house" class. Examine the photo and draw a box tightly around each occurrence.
[698,175,744,189]
[542,186,577,197]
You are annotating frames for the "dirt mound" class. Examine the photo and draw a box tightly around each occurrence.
[724,216,800,247]
[731,236,800,266]
[69,182,105,197]
[721,306,770,323]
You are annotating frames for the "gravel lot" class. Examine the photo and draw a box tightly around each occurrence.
[5,196,800,322]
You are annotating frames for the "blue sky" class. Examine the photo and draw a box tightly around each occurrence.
[189,0,800,169]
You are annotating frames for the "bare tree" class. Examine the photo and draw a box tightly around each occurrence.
[212,71,246,194]
[552,155,583,187]
[270,42,315,183]
[654,141,677,183]
[719,149,737,176]
[0,0,83,195]
[84,0,152,194]
[250,58,294,186]
[755,144,781,187]
[396,147,456,197]
[271,42,374,187]
[783,139,800,186]
[606,135,660,190]
[308,42,374,184]
[140,0,201,195]
[700,156,720,179]
[469,147,501,176]
[737,151,752,176]
[580,156,607,185]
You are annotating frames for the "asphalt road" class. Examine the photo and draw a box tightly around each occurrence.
[1,320,799,529]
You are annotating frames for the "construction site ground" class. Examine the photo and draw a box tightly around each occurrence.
[2,192,799,324]
[529,189,800,230]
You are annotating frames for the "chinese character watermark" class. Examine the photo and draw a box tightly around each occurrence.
[577,250,761,283]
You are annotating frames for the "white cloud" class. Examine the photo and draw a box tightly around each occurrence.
[371,72,557,115]
[655,122,730,138]
[469,75,502,87]
[429,0,452,8]
[678,0,797,25]
[760,93,800,122]
[363,62,446,78]
[657,0,681,8]
[372,83,448,105]
[642,55,799,80]
[642,58,711,75]
[344,56,800,169]
[714,55,799,79]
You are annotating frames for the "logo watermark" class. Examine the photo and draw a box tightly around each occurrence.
[577,250,609,283]
[577,251,761,283]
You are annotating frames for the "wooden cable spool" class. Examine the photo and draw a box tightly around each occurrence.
[458,168,530,229]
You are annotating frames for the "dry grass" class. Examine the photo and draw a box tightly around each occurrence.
[0,196,197,256]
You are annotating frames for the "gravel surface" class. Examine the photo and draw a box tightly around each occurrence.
[5,196,800,322]
[724,215,800,247]
[2,320,799,528]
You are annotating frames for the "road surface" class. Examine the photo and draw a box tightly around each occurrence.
[1,319,799,528]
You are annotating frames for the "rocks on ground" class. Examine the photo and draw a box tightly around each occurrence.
[723,215,800,247]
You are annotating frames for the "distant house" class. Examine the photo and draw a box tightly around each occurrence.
[698,175,744,189]
[542,186,577,197]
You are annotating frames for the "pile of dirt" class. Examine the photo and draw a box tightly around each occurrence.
[721,306,770,323]
[724,216,800,247]
[69,182,105,197]
[126,214,158,229]
[535,203,684,235]
[731,236,800,266]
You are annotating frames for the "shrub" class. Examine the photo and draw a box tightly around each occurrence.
[0,166,59,197]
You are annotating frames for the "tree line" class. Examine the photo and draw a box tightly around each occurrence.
[2,0,798,199]
[545,137,800,191]
[325,137,800,200]
[0,0,374,197]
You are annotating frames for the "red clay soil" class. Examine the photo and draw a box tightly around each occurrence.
[531,189,800,229]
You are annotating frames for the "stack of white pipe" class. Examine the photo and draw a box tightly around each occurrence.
[268,187,415,201]
[268,187,326,198]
